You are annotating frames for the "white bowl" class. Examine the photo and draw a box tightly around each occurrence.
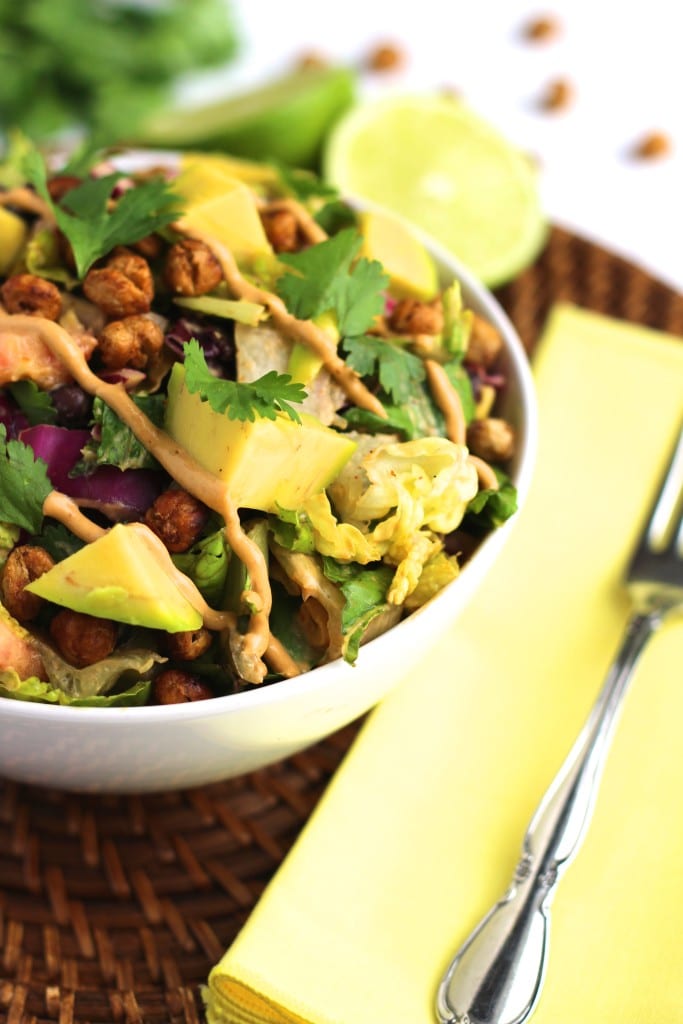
[0,215,537,793]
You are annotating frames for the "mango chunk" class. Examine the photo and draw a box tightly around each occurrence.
[173,162,272,260]
[0,207,28,275]
[26,523,203,632]
[165,364,356,513]
[358,208,438,301]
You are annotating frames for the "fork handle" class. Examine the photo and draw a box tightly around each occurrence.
[435,607,666,1024]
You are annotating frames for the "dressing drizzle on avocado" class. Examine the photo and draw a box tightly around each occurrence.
[0,313,287,683]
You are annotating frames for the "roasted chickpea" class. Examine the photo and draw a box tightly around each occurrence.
[143,488,210,553]
[83,246,154,317]
[366,41,405,72]
[153,669,213,704]
[132,234,163,260]
[0,273,62,320]
[466,314,504,368]
[164,239,223,296]
[388,297,443,336]
[98,314,164,370]
[467,417,516,463]
[165,627,213,662]
[1,545,55,622]
[49,610,118,668]
[260,209,300,253]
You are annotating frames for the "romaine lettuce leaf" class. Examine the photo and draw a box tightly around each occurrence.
[463,472,518,534]
[77,395,164,472]
[172,528,231,606]
[269,506,316,554]
[268,581,319,673]
[322,558,396,663]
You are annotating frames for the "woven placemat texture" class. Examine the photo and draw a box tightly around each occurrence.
[1,227,682,1024]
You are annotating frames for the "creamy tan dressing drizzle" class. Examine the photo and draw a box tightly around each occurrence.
[42,491,107,543]
[0,187,53,220]
[264,634,302,678]
[126,522,238,632]
[469,454,500,492]
[424,358,499,492]
[425,358,467,445]
[0,314,270,681]
[174,221,388,419]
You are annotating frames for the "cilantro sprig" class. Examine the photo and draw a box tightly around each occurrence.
[183,340,307,423]
[276,228,388,337]
[0,425,52,534]
[23,147,184,278]
[342,334,426,405]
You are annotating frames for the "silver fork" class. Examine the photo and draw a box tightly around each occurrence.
[435,420,683,1024]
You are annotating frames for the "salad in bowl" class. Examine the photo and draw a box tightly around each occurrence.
[0,139,535,788]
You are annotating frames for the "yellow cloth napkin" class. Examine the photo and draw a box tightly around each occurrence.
[206,303,683,1024]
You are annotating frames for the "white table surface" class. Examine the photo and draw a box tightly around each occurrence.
[187,0,683,295]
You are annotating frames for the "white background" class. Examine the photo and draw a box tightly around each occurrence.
[186,0,683,293]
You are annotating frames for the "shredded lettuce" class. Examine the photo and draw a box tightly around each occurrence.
[302,435,477,604]
[403,552,460,611]
[0,671,152,706]
[33,641,166,698]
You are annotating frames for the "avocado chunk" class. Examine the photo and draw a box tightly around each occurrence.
[286,310,339,386]
[26,523,204,632]
[0,207,28,275]
[173,161,273,262]
[358,208,438,301]
[164,363,356,513]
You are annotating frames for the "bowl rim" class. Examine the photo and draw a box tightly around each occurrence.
[0,177,538,725]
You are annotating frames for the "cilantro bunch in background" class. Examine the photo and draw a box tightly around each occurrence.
[0,0,239,144]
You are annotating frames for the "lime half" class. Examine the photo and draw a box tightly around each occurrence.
[132,65,356,170]
[324,94,547,287]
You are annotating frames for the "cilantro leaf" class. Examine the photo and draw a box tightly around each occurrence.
[343,334,426,405]
[277,228,359,320]
[276,228,388,337]
[182,340,306,423]
[0,425,52,533]
[23,148,184,278]
[8,381,57,426]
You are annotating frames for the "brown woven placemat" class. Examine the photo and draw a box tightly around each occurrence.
[1,226,682,1024]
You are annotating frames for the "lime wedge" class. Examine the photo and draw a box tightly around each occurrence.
[133,66,357,169]
[324,94,547,287]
